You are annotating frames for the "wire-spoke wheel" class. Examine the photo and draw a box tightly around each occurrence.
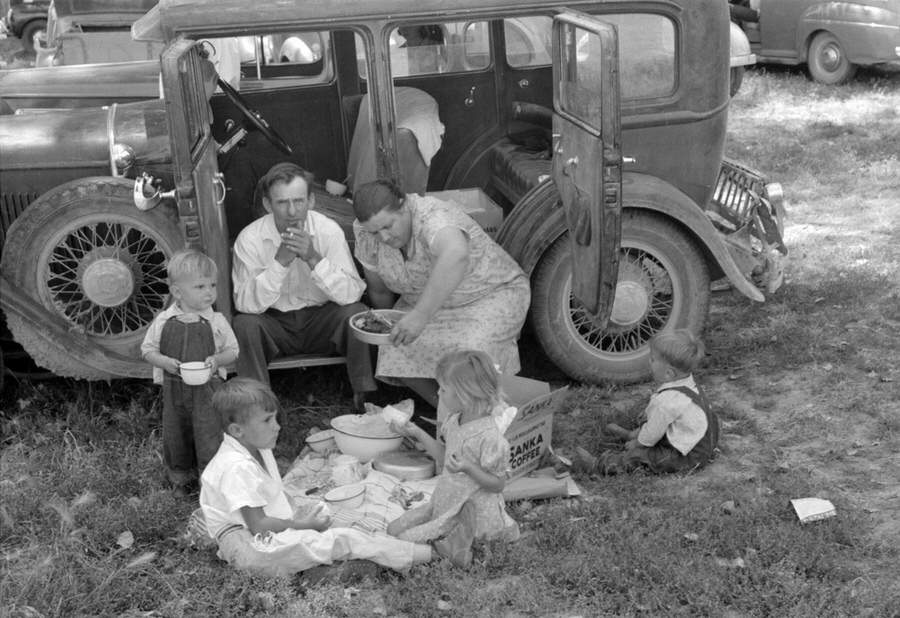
[2,178,182,378]
[531,211,710,384]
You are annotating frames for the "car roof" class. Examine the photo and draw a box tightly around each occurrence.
[134,0,720,41]
[54,0,157,19]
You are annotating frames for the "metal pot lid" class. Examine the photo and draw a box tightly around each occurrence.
[372,450,435,480]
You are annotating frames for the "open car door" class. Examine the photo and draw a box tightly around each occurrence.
[551,11,621,323]
[160,39,232,317]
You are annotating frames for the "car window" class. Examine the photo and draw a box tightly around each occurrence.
[599,14,675,99]
[558,22,605,132]
[232,31,331,86]
[356,21,491,79]
[506,13,675,100]
[504,16,552,68]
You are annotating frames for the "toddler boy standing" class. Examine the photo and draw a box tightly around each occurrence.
[141,249,239,493]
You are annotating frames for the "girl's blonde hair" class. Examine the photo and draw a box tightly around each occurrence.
[435,350,501,414]
[167,249,218,284]
[650,329,705,374]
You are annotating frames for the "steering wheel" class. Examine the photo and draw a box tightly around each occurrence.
[217,77,293,156]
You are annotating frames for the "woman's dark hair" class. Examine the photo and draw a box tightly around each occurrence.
[352,179,405,222]
[257,162,314,201]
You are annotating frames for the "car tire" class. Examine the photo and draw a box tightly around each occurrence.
[807,31,857,85]
[1,178,182,379]
[530,211,710,384]
[19,19,47,54]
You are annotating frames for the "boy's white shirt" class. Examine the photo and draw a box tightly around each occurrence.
[636,374,708,455]
[140,304,239,384]
[199,433,293,539]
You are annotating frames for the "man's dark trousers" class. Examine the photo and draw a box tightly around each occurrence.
[233,301,376,394]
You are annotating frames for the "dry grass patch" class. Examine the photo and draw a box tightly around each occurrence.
[3,67,900,616]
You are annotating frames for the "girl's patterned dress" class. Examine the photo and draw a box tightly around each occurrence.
[389,412,520,544]
[353,194,530,380]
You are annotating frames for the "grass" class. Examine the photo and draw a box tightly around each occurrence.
[3,65,900,616]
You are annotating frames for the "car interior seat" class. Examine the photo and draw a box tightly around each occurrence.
[344,86,444,196]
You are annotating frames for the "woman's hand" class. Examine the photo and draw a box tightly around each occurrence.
[389,310,428,346]
[204,355,218,376]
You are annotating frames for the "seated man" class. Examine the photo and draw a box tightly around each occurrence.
[232,162,376,409]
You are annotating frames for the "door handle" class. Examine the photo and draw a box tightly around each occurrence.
[464,86,476,107]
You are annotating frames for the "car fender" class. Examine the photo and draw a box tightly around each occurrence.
[730,21,756,67]
[796,3,900,64]
[497,172,765,302]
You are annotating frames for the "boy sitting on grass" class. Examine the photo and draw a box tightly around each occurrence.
[200,377,432,577]
[574,330,719,475]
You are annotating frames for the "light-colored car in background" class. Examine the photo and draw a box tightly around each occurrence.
[34,0,159,67]
[733,0,900,84]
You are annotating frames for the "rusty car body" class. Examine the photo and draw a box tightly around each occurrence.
[0,0,785,386]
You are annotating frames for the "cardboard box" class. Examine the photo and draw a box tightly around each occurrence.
[501,375,569,480]
[426,188,504,238]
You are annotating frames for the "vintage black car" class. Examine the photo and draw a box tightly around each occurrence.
[0,0,786,386]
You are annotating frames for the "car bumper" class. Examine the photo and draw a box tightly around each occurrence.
[730,52,756,68]
[707,159,787,297]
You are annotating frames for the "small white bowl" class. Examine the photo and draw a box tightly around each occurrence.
[325,179,347,196]
[179,361,211,385]
[306,429,337,453]
[324,484,366,510]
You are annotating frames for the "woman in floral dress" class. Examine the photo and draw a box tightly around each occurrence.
[352,179,530,407]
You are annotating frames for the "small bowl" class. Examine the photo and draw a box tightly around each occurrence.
[330,414,404,461]
[306,429,337,453]
[179,361,211,385]
[325,179,347,196]
[349,309,406,345]
[324,484,366,510]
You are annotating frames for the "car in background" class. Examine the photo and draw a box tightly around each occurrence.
[4,0,51,53]
[733,0,900,84]
[729,21,755,95]
[34,0,159,67]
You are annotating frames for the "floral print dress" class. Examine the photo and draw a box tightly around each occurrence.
[389,412,520,544]
[353,194,530,379]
